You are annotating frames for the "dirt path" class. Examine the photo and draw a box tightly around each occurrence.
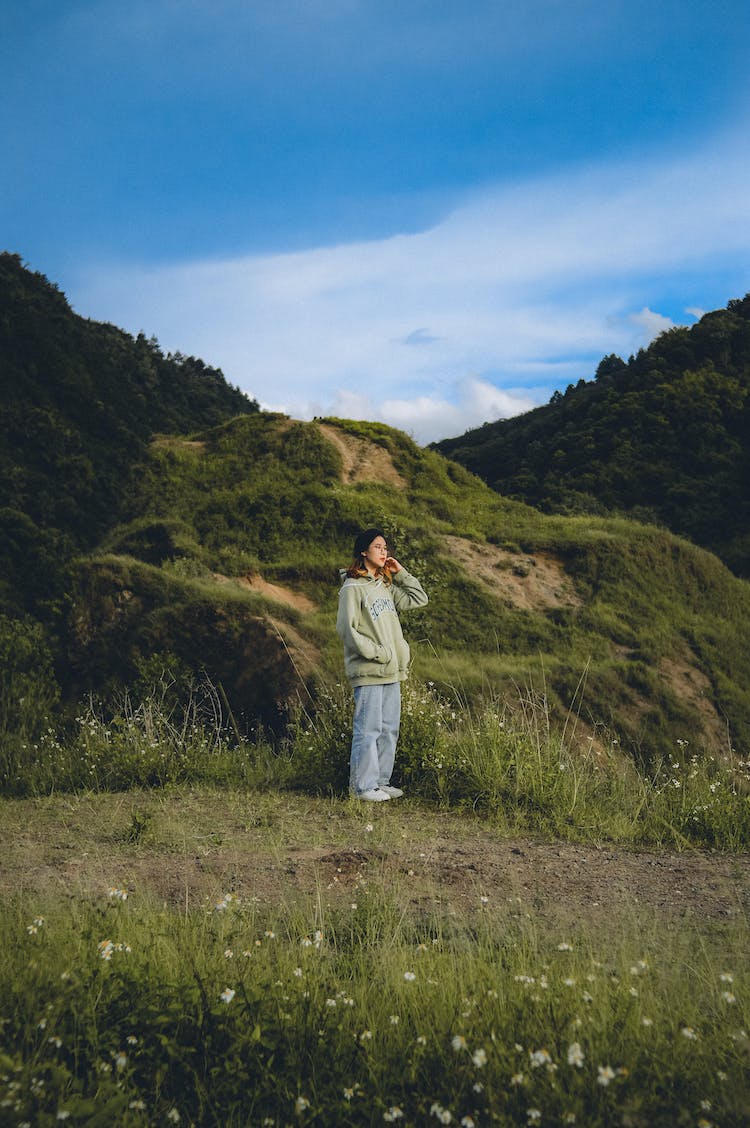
[1,793,747,929]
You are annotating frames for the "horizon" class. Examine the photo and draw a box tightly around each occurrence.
[4,1,750,443]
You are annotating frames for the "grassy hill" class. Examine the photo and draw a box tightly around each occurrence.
[432,296,750,578]
[2,257,750,791]
[63,414,750,766]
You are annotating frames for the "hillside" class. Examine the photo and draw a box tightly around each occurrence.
[2,258,750,786]
[59,413,750,764]
[432,296,750,577]
[0,252,258,618]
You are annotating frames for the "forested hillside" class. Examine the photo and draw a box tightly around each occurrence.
[2,257,750,789]
[0,252,257,618]
[433,296,750,577]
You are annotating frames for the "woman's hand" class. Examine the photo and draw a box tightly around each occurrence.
[384,556,403,574]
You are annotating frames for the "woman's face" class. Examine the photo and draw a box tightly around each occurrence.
[361,536,388,574]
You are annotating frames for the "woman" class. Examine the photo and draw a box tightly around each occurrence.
[336,528,428,801]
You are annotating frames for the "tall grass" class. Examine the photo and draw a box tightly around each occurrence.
[2,676,748,849]
[1,878,747,1126]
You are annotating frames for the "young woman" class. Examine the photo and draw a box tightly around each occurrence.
[336,528,428,801]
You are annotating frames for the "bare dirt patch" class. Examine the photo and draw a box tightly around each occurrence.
[444,535,581,612]
[212,572,316,615]
[317,423,407,490]
[660,648,730,756]
[2,793,746,930]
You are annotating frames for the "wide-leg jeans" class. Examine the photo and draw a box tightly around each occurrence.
[349,681,401,794]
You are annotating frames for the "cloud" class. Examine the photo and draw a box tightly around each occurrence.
[327,378,536,445]
[67,125,750,444]
[629,307,676,339]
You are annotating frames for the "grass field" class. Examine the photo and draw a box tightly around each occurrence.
[1,783,748,1127]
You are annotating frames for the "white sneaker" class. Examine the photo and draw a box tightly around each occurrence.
[357,788,391,801]
[378,784,403,798]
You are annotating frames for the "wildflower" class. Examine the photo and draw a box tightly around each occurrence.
[641,1017,654,1027]
[557,942,573,951]
[480,895,489,904]
[720,972,734,983]
[681,1026,698,1040]
[295,1096,310,1113]
[126,1035,138,1045]
[167,1111,181,1123]
[220,988,236,1004]
[224,948,234,960]
[430,1103,452,1123]
[108,887,128,901]
[359,1029,373,1042]
[326,998,337,1008]
[452,1034,468,1052]
[564,978,576,987]
[265,930,276,940]
[98,940,114,960]
[365,823,374,833]
[527,1111,542,1124]
[722,991,737,1004]
[629,987,639,997]
[56,1113,71,1122]
[129,1100,146,1111]
[529,1048,553,1069]
[510,1073,525,1086]
[567,1043,584,1068]
[717,1070,728,1081]
[389,1015,400,1025]
[384,1108,404,1121]
[343,1088,355,1101]
[461,1118,476,1128]
[472,1082,484,1093]
[48,1036,63,1048]
[597,1065,615,1086]
[114,1052,128,1071]
[293,967,303,977]
[472,1047,488,1067]
[404,970,416,981]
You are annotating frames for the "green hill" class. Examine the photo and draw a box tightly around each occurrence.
[2,257,750,784]
[0,251,258,616]
[432,296,750,577]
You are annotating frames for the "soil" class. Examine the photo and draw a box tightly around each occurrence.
[1,794,747,931]
[317,423,408,490]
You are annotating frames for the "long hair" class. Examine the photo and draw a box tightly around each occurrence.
[345,558,393,584]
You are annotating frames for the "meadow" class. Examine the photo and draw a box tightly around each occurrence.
[1,680,749,1126]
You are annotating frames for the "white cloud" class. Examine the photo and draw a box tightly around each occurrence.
[629,307,676,339]
[67,125,750,444]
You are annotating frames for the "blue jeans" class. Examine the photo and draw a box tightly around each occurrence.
[350,682,402,794]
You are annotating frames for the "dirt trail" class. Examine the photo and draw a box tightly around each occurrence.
[1,795,746,928]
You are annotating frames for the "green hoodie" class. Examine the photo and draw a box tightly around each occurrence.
[336,569,428,688]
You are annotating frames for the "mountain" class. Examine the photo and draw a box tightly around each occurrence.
[2,257,750,781]
[0,251,258,617]
[432,296,750,577]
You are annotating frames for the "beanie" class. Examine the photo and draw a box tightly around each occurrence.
[353,527,386,558]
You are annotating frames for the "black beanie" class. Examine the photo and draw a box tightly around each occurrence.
[353,527,386,558]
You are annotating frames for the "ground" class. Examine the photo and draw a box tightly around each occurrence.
[2,791,747,931]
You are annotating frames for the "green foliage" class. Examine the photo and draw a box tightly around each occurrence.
[0,613,61,795]
[433,295,750,576]
[287,676,750,850]
[0,252,257,571]
[1,866,748,1125]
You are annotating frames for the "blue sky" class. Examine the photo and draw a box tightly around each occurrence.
[3,0,750,441]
